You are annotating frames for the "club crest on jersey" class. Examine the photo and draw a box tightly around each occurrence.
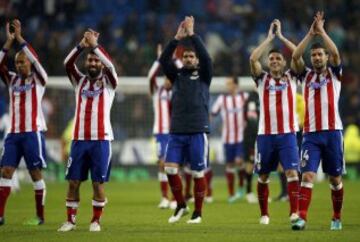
[307,77,329,89]
[267,79,288,91]
[95,80,103,88]
[12,83,34,93]
[190,71,199,80]
[81,88,103,97]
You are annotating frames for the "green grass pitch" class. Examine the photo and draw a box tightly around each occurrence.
[1,179,359,242]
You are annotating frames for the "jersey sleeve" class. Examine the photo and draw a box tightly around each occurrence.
[21,43,48,86]
[93,45,119,89]
[64,45,85,86]
[297,67,312,83]
[148,60,161,95]
[329,65,343,81]
[252,71,266,86]
[211,95,223,115]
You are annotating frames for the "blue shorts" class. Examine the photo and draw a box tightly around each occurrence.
[301,130,344,176]
[66,140,112,182]
[254,133,299,174]
[1,132,46,170]
[224,142,244,162]
[165,133,209,171]
[155,134,169,160]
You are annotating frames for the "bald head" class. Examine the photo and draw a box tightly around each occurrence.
[15,51,32,77]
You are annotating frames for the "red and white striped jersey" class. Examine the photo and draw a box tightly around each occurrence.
[254,70,299,135]
[64,45,118,141]
[211,92,248,144]
[0,43,48,133]
[148,60,172,134]
[300,66,343,133]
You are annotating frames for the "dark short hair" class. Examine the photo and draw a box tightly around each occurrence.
[182,46,197,57]
[310,42,328,54]
[268,48,283,57]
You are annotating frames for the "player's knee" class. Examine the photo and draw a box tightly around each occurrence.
[192,170,204,178]
[164,166,178,175]
[1,167,15,179]
[329,176,342,187]
[302,172,315,183]
[29,168,43,181]
[258,174,270,183]
[69,180,81,190]
[285,169,298,180]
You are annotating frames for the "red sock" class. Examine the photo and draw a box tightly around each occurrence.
[158,172,168,198]
[238,169,246,188]
[0,185,11,218]
[91,200,106,223]
[257,181,269,216]
[205,169,213,197]
[194,177,206,215]
[35,189,45,220]
[226,169,235,196]
[66,199,79,224]
[287,180,299,215]
[184,170,192,199]
[331,184,344,220]
[160,182,168,198]
[167,174,185,205]
[299,184,313,220]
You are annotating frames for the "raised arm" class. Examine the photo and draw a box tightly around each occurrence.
[314,12,341,66]
[84,29,118,89]
[273,19,305,73]
[148,44,162,95]
[159,22,186,82]
[0,22,15,85]
[13,20,48,85]
[249,22,275,77]
[292,20,317,74]
[64,45,84,86]
[211,95,223,116]
[185,16,212,84]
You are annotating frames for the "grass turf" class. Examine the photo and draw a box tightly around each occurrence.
[1,178,359,242]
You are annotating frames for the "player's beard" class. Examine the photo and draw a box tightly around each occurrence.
[87,67,101,78]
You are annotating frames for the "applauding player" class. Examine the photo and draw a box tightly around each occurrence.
[58,29,118,232]
[0,19,48,226]
[159,16,212,224]
[292,12,345,231]
[249,19,301,228]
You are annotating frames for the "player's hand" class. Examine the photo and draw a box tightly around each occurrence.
[314,11,325,35]
[175,21,187,40]
[157,44,162,58]
[12,19,22,40]
[184,16,194,36]
[79,36,89,48]
[273,19,283,38]
[85,30,99,48]
[267,22,275,41]
[5,22,15,42]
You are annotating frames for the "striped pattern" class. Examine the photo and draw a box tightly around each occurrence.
[301,66,343,133]
[211,92,248,144]
[255,70,298,135]
[0,44,47,133]
[64,45,118,140]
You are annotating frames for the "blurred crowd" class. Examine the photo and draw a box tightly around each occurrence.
[0,0,359,158]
